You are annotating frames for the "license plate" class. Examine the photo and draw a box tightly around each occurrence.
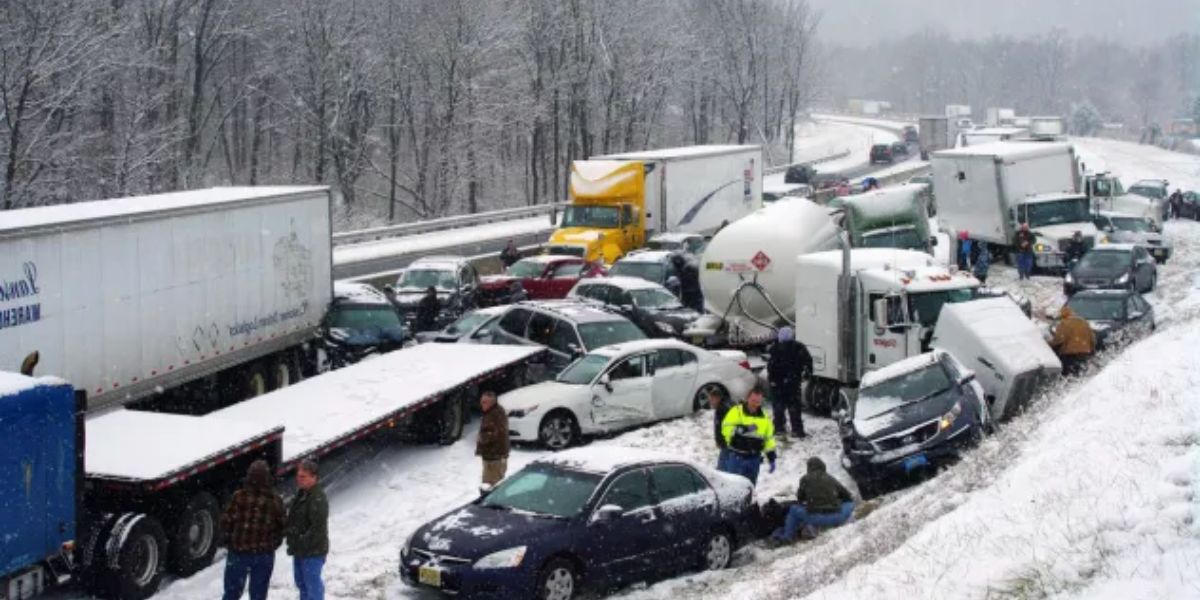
[1153,249,1164,257]
[418,565,443,587]
[902,454,928,472]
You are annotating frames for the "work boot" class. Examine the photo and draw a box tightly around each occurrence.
[792,430,807,440]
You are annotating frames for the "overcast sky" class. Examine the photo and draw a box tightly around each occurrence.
[807,0,1200,45]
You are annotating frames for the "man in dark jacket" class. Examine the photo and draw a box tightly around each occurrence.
[671,254,704,312]
[767,326,812,438]
[1015,223,1036,280]
[1168,189,1183,219]
[709,389,734,471]
[222,460,286,600]
[415,286,440,332]
[287,460,329,600]
[1064,231,1087,266]
[500,240,520,268]
[771,457,855,542]
[476,390,510,485]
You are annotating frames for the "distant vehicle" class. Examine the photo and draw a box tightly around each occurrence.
[919,116,953,160]
[1092,212,1171,262]
[811,171,842,190]
[568,276,701,339]
[1064,289,1155,351]
[489,300,648,376]
[784,163,815,184]
[903,125,919,144]
[387,255,481,329]
[399,448,755,599]
[1127,179,1170,201]
[645,232,707,256]
[322,282,408,367]
[609,250,681,288]
[836,350,990,498]
[869,143,895,164]
[762,182,814,204]
[420,306,507,344]
[890,141,909,157]
[1064,244,1157,296]
[503,339,756,449]
[480,256,605,304]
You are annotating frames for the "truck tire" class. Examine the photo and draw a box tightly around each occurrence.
[804,380,838,416]
[167,491,221,576]
[270,353,302,390]
[437,394,467,445]
[243,363,270,398]
[92,513,168,600]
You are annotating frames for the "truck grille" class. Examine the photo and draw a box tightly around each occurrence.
[873,420,939,452]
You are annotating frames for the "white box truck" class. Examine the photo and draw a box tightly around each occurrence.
[548,145,762,263]
[918,116,953,160]
[931,142,1098,271]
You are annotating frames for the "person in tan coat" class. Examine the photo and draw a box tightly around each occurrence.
[476,390,510,485]
[1050,306,1095,377]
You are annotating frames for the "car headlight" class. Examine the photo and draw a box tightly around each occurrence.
[1099,235,1110,244]
[1034,242,1046,253]
[508,405,538,419]
[474,546,527,569]
[939,401,963,431]
[654,321,676,334]
[1116,272,1130,284]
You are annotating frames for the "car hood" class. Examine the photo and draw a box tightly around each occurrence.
[502,381,587,410]
[1107,231,1161,245]
[325,326,406,346]
[411,503,569,560]
[853,388,960,440]
[393,291,452,308]
[1033,223,1098,243]
[479,275,518,290]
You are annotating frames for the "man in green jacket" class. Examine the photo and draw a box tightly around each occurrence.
[771,456,855,542]
[719,386,777,485]
[287,460,329,600]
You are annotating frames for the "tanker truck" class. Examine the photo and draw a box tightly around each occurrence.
[684,199,842,347]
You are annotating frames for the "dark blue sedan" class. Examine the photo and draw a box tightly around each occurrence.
[399,448,755,599]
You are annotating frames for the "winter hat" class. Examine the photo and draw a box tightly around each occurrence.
[806,457,826,473]
[958,230,970,241]
[777,327,794,342]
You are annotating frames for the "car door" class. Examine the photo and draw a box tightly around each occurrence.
[591,354,653,429]
[521,263,555,299]
[650,349,700,418]
[527,312,572,372]
[585,468,667,582]
[494,308,533,346]
[648,465,718,568]
[547,261,587,298]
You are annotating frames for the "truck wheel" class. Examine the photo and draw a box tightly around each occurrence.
[243,363,269,398]
[167,492,221,576]
[437,394,467,445]
[270,353,302,390]
[94,513,167,600]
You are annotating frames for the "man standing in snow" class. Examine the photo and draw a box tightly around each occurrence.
[771,457,855,543]
[720,387,777,485]
[222,460,286,600]
[1049,306,1096,377]
[415,286,440,332]
[1015,223,1036,280]
[671,253,703,312]
[767,327,811,439]
[1168,189,1183,220]
[500,240,520,268]
[287,460,328,600]
[476,390,509,486]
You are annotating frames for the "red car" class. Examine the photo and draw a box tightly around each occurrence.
[479,256,606,304]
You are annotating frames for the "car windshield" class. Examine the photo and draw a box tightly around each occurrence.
[872,144,889,152]
[908,288,976,328]
[328,305,402,330]
[645,239,682,251]
[1110,217,1150,232]
[610,261,666,283]
[861,227,923,250]
[1023,198,1090,228]
[1067,296,1127,321]
[557,353,611,385]
[578,320,646,349]
[857,362,952,421]
[480,465,602,518]
[561,205,620,228]
[1078,250,1129,272]
[443,311,494,336]
[508,260,547,279]
[398,268,456,291]
[629,288,683,309]
[1131,184,1164,199]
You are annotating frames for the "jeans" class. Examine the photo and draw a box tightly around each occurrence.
[293,556,326,600]
[719,452,763,485]
[1017,252,1034,280]
[772,501,855,541]
[770,381,804,435]
[223,551,275,600]
[716,448,733,472]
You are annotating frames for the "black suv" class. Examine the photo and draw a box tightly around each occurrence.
[386,255,481,330]
[869,144,894,164]
[784,163,815,184]
[488,300,647,379]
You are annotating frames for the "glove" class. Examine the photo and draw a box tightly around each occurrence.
[768,458,777,473]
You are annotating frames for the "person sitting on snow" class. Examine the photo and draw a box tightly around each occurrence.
[771,456,855,543]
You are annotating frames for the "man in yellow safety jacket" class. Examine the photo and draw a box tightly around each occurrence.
[720,386,777,485]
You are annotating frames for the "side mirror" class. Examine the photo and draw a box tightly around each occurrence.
[619,304,633,313]
[383,284,396,295]
[591,504,624,524]
[567,343,583,358]
[872,298,890,328]
[598,373,612,392]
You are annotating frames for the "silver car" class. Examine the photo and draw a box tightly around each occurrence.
[1093,211,1171,263]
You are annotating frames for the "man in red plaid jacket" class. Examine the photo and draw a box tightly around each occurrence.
[222,460,286,600]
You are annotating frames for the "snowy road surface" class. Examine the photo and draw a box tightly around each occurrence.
[152,137,1200,600]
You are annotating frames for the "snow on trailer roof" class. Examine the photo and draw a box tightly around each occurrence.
[0,186,328,234]
[592,144,759,161]
[932,141,1071,161]
[210,343,542,469]
[85,410,282,485]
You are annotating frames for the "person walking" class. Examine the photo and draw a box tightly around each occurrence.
[500,240,520,269]
[1049,306,1096,377]
[287,460,329,600]
[476,390,509,486]
[767,327,812,439]
[671,253,704,313]
[1015,223,1036,280]
[221,460,286,600]
[415,286,440,332]
[719,387,777,485]
[709,389,734,472]
[971,241,990,285]
[770,457,855,543]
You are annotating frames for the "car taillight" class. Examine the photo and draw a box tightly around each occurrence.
[738,360,751,371]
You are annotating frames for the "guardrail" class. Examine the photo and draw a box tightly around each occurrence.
[811,162,931,204]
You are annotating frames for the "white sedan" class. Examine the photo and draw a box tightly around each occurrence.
[503,339,757,449]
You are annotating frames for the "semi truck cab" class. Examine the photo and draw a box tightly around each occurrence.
[1011,193,1099,270]
[1082,172,1165,229]
[548,160,648,264]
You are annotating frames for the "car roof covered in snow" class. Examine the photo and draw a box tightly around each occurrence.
[1092,242,1138,252]
[519,300,630,323]
[860,350,946,389]
[333,281,391,305]
[407,255,470,270]
[537,446,693,474]
[518,255,582,265]
[575,276,665,292]
[650,232,703,243]
[618,250,675,264]
[588,338,698,358]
